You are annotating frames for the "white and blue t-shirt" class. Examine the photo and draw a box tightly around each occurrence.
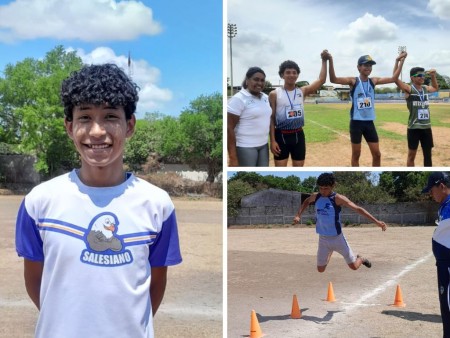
[16,170,182,338]
[433,195,450,263]
[315,192,342,236]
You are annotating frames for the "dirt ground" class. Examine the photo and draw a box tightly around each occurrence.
[270,125,450,167]
[0,195,222,338]
[228,226,442,338]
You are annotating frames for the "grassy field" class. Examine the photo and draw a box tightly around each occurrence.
[303,102,450,143]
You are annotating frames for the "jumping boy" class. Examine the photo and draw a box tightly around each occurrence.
[269,50,329,167]
[15,64,182,338]
[329,51,407,166]
[393,56,439,167]
[292,173,387,272]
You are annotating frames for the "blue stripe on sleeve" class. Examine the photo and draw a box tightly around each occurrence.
[148,210,182,267]
[15,199,44,261]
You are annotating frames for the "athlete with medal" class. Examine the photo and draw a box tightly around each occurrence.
[328,52,406,166]
[393,57,439,166]
[269,50,329,166]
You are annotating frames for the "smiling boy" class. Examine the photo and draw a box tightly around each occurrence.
[269,50,329,167]
[15,64,182,338]
[393,58,439,166]
[329,52,406,166]
[292,173,387,272]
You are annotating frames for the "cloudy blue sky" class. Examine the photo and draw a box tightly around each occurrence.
[0,0,222,118]
[227,0,450,88]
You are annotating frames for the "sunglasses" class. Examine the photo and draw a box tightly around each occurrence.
[412,73,425,78]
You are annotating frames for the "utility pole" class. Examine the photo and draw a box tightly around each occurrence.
[227,23,237,96]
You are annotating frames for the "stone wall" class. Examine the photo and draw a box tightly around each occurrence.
[0,155,40,185]
[228,189,439,226]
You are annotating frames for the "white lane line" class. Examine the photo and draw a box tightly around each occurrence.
[308,119,350,140]
[343,252,434,313]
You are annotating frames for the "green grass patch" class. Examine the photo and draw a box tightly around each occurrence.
[303,102,450,143]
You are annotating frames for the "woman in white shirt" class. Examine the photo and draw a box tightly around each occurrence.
[227,67,272,167]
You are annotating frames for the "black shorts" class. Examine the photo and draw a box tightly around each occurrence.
[349,120,379,144]
[407,128,434,150]
[274,129,306,161]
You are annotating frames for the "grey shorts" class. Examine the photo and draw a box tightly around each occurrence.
[317,233,356,266]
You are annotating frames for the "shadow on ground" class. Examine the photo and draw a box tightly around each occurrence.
[382,310,441,323]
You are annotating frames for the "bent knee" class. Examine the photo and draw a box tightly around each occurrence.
[348,263,358,270]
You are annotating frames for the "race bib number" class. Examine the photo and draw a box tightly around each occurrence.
[285,104,303,119]
[357,97,372,109]
[418,109,430,120]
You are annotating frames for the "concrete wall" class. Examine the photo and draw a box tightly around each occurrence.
[229,189,439,226]
[0,155,40,185]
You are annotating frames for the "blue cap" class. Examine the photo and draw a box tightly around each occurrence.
[422,172,449,193]
[358,55,376,65]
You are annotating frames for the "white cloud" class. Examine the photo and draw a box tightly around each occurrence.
[0,0,161,42]
[228,0,450,87]
[338,13,398,43]
[72,47,173,115]
[428,0,450,19]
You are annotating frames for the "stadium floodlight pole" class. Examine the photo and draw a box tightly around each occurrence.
[398,46,406,82]
[228,23,237,95]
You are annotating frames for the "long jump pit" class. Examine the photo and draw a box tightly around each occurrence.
[228,225,442,337]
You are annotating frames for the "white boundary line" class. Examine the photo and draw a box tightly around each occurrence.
[308,119,350,140]
[343,252,434,313]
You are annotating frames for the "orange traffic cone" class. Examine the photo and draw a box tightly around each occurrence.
[291,294,302,319]
[391,284,406,307]
[249,310,263,338]
[326,281,336,302]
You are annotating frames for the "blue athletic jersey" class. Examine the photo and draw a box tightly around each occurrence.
[315,192,342,236]
[15,170,182,338]
[350,77,376,121]
[433,195,450,262]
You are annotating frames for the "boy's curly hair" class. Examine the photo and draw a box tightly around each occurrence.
[278,60,300,77]
[317,172,336,187]
[60,64,139,121]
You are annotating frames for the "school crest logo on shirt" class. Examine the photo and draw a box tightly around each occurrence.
[81,212,134,267]
[38,211,158,267]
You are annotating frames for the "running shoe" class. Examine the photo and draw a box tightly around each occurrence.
[357,254,372,268]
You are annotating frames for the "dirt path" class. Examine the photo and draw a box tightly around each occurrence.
[0,196,222,338]
[270,125,450,167]
[228,227,442,337]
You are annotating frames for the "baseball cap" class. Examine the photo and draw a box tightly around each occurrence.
[410,67,425,77]
[422,172,450,193]
[358,55,376,65]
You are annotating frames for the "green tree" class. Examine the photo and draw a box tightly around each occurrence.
[0,46,83,176]
[227,179,256,217]
[124,119,154,172]
[296,81,309,87]
[378,171,429,202]
[228,171,264,187]
[434,72,450,90]
[333,172,394,203]
[301,176,317,193]
[166,93,222,182]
